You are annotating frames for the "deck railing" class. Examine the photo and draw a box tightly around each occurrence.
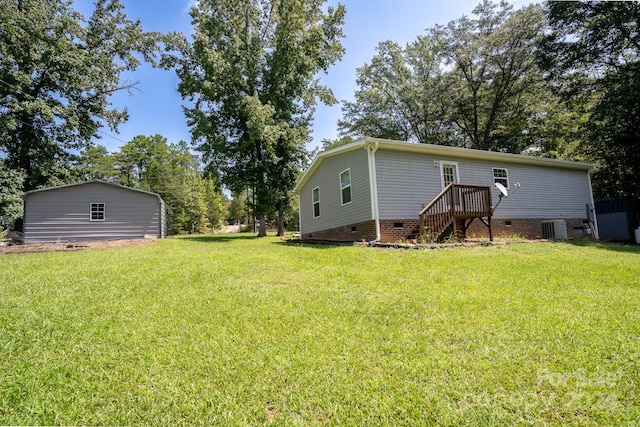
[418,183,492,241]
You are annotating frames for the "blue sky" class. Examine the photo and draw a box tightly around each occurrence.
[93,0,536,153]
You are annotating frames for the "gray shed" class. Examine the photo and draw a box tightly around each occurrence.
[595,198,639,242]
[23,181,166,243]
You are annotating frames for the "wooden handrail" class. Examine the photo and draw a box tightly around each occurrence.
[419,183,492,241]
[418,183,454,216]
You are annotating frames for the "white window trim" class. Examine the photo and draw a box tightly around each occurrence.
[312,187,320,218]
[439,161,459,189]
[90,202,105,222]
[340,168,352,206]
[492,167,510,189]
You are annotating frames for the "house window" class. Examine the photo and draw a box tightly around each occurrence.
[312,187,320,218]
[340,169,352,205]
[90,203,105,221]
[492,168,509,188]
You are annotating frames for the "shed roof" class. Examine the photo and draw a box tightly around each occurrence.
[24,180,164,203]
[294,137,597,192]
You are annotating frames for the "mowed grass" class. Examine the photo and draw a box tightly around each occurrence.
[1,235,639,425]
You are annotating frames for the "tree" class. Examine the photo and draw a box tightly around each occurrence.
[0,159,24,226]
[338,1,553,153]
[339,38,453,144]
[203,176,227,231]
[321,135,353,151]
[541,1,640,200]
[227,192,246,225]
[434,1,547,151]
[171,0,345,236]
[80,145,117,181]
[339,41,414,141]
[0,0,162,191]
[114,135,172,189]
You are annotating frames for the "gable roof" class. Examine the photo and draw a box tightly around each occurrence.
[23,180,164,202]
[294,137,597,192]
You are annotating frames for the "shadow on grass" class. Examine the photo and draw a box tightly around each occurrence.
[272,239,356,249]
[564,239,640,254]
[174,233,354,248]
[173,233,259,243]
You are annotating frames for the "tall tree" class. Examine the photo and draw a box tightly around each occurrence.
[434,1,547,151]
[203,177,227,231]
[338,1,552,153]
[0,159,25,226]
[541,1,640,200]
[80,144,117,181]
[339,38,453,144]
[0,0,162,191]
[171,0,345,236]
[115,134,172,190]
[227,192,247,225]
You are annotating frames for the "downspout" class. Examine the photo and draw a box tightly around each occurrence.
[22,193,28,243]
[367,140,381,242]
[296,191,302,238]
[160,198,165,239]
[586,170,600,240]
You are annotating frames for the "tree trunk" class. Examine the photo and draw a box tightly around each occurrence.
[276,197,285,236]
[17,121,34,191]
[257,212,267,237]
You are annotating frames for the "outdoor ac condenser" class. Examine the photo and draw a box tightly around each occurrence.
[542,220,568,240]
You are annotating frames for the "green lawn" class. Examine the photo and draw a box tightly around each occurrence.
[1,235,639,425]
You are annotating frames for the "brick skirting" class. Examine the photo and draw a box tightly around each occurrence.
[302,220,377,242]
[379,219,420,242]
[304,217,590,243]
[467,217,589,239]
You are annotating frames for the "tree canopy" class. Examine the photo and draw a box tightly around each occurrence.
[541,1,640,200]
[0,159,24,225]
[170,0,345,236]
[0,0,163,191]
[339,1,552,153]
[80,135,228,234]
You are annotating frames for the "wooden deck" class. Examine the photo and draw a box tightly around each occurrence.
[418,183,493,242]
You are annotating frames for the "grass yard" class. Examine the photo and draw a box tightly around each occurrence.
[1,235,639,425]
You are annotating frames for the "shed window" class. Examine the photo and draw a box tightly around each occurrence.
[340,169,352,205]
[492,168,509,188]
[312,187,320,218]
[90,203,105,221]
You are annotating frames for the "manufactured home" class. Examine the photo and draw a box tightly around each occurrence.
[23,181,166,243]
[294,138,598,242]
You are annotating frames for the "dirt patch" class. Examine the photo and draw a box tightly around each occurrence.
[0,238,157,255]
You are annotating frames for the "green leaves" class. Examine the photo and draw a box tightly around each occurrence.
[339,2,555,154]
[0,160,25,224]
[542,1,640,200]
[174,0,345,235]
[0,0,163,190]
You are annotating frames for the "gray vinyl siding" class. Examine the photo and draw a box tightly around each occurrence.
[375,149,592,220]
[458,161,592,219]
[24,182,165,242]
[375,149,443,219]
[299,148,372,234]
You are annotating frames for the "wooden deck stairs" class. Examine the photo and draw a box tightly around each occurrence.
[416,183,494,242]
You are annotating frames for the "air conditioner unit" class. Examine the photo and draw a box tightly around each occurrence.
[542,220,568,240]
